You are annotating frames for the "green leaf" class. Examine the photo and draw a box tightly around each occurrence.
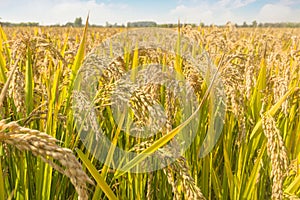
[64,15,89,113]
[0,26,8,83]
[285,174,300,194]
[250,57,266,120]
[242,141,266,198]
[250,87,299,140]
[101,111,126,179]
[0,157,5,200]
[76,149,118,200]
[211,166,222,199]
[224,146,234,199]
[25,45,34,115]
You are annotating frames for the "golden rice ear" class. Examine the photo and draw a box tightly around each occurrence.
[261,115,289,200]
[163,156,206,200]
[0,120,94,200]
[133,140,206,199]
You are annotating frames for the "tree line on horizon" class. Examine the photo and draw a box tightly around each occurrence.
[1,17,300,28]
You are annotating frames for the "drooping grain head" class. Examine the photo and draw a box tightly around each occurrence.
[0,120,94,200]
[261,114,289,200]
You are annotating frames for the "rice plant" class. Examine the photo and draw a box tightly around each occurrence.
[0,21,299,200]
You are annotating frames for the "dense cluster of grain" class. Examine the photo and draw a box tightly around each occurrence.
[0,25,299,199]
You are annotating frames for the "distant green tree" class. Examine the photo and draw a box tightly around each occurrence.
[74,17,82,27]
[65,22,74,27]
[252,20,257,27]
[106,21,112,27]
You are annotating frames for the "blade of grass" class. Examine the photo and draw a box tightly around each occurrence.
[64,15,89,113]
[0,157,5,200]
[242,141,266,198]
[251,57,267,120]
[130,43,139,80]
[101,110,126,179]
[76,149,118,200]
[223,145,234,199]
[250,86,299,140]
[25,45,34,115]
[285,174,300,194]
[0,49,6,84]
[0,26,8,83]
[211,166,222,199]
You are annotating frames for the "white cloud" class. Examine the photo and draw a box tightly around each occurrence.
[216,0,256,8]
[0,0,131,25]
[169,2,243,25]
[232,0,257,8]
[279,0,300,6]
[258,3,300,22]
[50,0,132,25]
[169,4,214,24]
[168,0,300,25]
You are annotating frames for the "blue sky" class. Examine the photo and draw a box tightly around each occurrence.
[0,0,300,25]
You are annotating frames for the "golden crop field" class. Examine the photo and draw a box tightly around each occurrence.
[0,23,300,200]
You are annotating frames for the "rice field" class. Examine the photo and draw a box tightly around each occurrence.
[0,22,300,200]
